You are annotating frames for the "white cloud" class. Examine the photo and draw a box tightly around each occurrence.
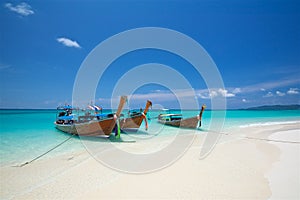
[263,92,273,98]
[197,88,235,99]
[92,85,299,109]
[218,89,235,97]
[209,90,219,98]
[95,87,234,107]
[219,78,299,96]
[276,91,285,97]
[264,91,286,97]
[242,78,300,93]
[5,2,34,16]
[287,88,299,95]
[57,37,81,48]
[197,92,210,99]
[232,88,241,94]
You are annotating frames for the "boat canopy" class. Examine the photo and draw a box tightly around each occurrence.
[159,113,182,121]
[95,113,109,117]
[159,114,182,117]
[57,105,72,110]
[58,116,73,120]
[88,105,102,111]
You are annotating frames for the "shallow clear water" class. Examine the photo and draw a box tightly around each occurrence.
[0,109,299,166]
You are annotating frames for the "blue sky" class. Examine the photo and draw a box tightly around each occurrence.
[0,0,299,109]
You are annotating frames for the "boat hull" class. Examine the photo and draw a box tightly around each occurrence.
[158,116,199,129]
[55,96,128,137]
[119,114,144,132]
[119,100,152,132]
[55,123,77,134]
[55,118,116,136]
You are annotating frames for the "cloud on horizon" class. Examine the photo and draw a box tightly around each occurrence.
[276,91,285,97]
[198,88,235,99]
[239,78,300,94]
[95,82,300,106]
[96,88,234,105]
[90,78,300,109]
[287,88,299,95]
[263,92,273,98]
[4,2,34,16]
[57,37,81,48]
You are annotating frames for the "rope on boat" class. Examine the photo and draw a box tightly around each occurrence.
[12,134,75,167]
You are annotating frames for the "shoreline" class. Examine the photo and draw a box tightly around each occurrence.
[266,129,300,199]
[2,119,299,168]
[1,122,299,199]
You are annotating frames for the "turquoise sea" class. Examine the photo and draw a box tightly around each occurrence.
[1,109,299,166]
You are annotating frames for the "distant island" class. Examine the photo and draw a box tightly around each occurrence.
[245,105,300,110]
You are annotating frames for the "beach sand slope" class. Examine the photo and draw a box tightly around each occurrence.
[0,123,299,199]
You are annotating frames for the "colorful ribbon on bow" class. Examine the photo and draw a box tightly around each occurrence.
[114,114,121,139]
[142,112,148,131]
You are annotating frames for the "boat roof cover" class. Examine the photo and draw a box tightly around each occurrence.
[88,105,102,111]
[95,113,110,117]
[58,116,73,120]
[57,105,72,110]
[159,114,182,117]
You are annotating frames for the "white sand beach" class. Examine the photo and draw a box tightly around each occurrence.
[266,129,300,200]
[1,122,299,200]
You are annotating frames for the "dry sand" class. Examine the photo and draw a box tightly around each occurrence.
[1,123,299,199]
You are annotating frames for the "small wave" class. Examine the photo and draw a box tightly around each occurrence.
[239,120,300,128]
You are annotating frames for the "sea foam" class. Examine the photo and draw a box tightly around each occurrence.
[239,120,300,128]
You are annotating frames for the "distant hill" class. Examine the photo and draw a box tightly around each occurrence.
[246,105,300,110]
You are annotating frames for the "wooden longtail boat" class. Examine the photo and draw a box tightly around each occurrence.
[119,100,152,132]
[55,96,127,136]
[158,105,206,129]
